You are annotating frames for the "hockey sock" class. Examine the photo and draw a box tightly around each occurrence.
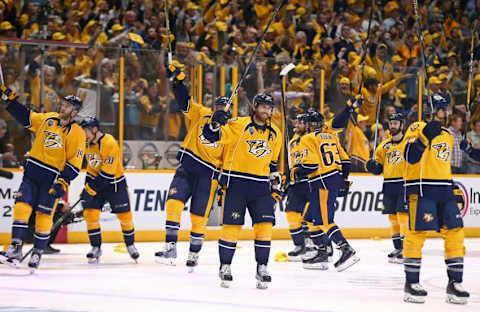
[165,199,184,243]
[219,225,241,264]
[34,211,55,251]
[190,214,207,252]
[445,257,464,283]
[189,232,204,253]
[117,212,135,246]
[11,202,33,244]
[392,233,402,250]
[302,221,310,239]
[254,222,272,265]
[325,224,347,246]
[404,258,421,284]
[286,211,304,246]
[84,209,102,247]
[309,225,329,247]
[397,213,409,250]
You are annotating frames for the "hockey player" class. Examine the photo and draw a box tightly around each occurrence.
[285,113,315,261]
[155,66,226,271]
[366,113,409,264]
[0,87,85,271]
[292,109,359,271]
[79,117,139,264]
[202,93,282,289]
[402,111,469,304]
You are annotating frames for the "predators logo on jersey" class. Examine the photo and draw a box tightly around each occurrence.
[432,143,450,162]
[198,127,219,148]
[246,140,272,158]
[43,130,63,149]
[292,149,308,165]
[386,149,402,165]
[86,153,103,169]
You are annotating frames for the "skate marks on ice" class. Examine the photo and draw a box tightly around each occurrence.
[0,308,85,312]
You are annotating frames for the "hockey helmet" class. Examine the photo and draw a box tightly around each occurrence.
[79,117,100,129]
[296,113,309,123]
[253,93,274,108]
[306,108,324,129]
[63,95,83,111]
[388,113,404,122]
[214,96,229,107]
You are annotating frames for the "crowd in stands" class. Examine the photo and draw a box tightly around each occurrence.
[0,0,480,172]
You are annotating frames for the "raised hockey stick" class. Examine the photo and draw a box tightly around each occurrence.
[164,0,173,65]
[21,199,83,262]
[0,62,4,85]
[372,61,387,155]
[280,63,296,180]
[466,20,478,134]
[224,0,288,112]
[412,0,433,113]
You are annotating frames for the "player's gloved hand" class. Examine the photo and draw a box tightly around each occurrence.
[289,167,300,184]
[0,85,18,101]
[48,178,68,199]
[337,180,352,197]
[211,109,231,129]
[167,64,186,84]
[422,120,442,142]
[460,139,472,153]
[216,187,226,207]
[366,159,382,175]
[269,172,282,186]
[271,188,285,203]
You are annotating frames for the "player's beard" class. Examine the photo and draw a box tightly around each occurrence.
[390,127,401,136]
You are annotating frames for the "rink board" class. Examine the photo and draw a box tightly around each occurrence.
[1,171,480,243]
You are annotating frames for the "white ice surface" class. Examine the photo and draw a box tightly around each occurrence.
[0,239,479,312]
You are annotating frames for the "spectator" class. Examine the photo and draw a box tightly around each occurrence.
[465,119,480,174]
[448,114,465,174]
[0,119,17,168]
[139,81,163,140]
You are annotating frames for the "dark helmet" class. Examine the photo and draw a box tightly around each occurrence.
[215,96,229,107]
[306,108,324,128]
[296,113,309,123]
[388,113,404,122]
[63,95,82,111]
[79,117,100,129]
[253,93,274,108]
[431,94,448,109]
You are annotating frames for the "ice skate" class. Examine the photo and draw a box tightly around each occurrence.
[326,241,334,262]
[287,244,305,262]
[28,249,42,274]
[219,264,233,288]
[186,252,199,273]
[404,282,427,303]
[387,249,403,264]
[0,243,22,268]
[256,264,271,289]
[446,281,469,305]
[303,247,329,270]
[126,244,139,263]
[86,246,102,264]
[154,242,177,265]
[334,244,360,272]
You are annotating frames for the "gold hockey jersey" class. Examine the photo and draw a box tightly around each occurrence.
[374,136,407,194]
[217,116,281,184]
[85,133,124,183]
[178,100,224,176]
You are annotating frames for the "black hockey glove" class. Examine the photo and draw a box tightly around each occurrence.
[0,85,19,101]
[48,178,68,199]
[337,180,352,197]
[271,188,286,203]
[366,159,382,175]
[167,64,186,85]
[211,109,231,128]
[422,120,442,142]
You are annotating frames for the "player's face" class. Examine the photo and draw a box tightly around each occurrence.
[84,127,95,144]
[59,101,74,119]
[388,120,403,136]
[255,103,273,122]
[294,120,306,134]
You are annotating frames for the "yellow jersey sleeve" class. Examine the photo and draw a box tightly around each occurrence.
[28,111,50,132]
[59,124,85,183]
[184,100,211,122]
[99,134,123,178]
[375,140,387,165]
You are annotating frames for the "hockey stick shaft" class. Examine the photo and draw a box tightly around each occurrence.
[412,0,433,112]
[372,61,387,155]
[467,21,477,112]
[0,62,4,85]
[164,0,173,65]
[225,0,287,111]
[21,199,82,262]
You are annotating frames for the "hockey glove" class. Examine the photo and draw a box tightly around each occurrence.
[366,159,382,175]
[211,109,231,128]
[460,140,472,153]
[271,188,285,203]
[0,85,19,101]
[167,64,186,84]
[422,120,442,142]
[337,180,352,197]
[269,172,282,187]
[80,184,97,203]
[48,178,68,199]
